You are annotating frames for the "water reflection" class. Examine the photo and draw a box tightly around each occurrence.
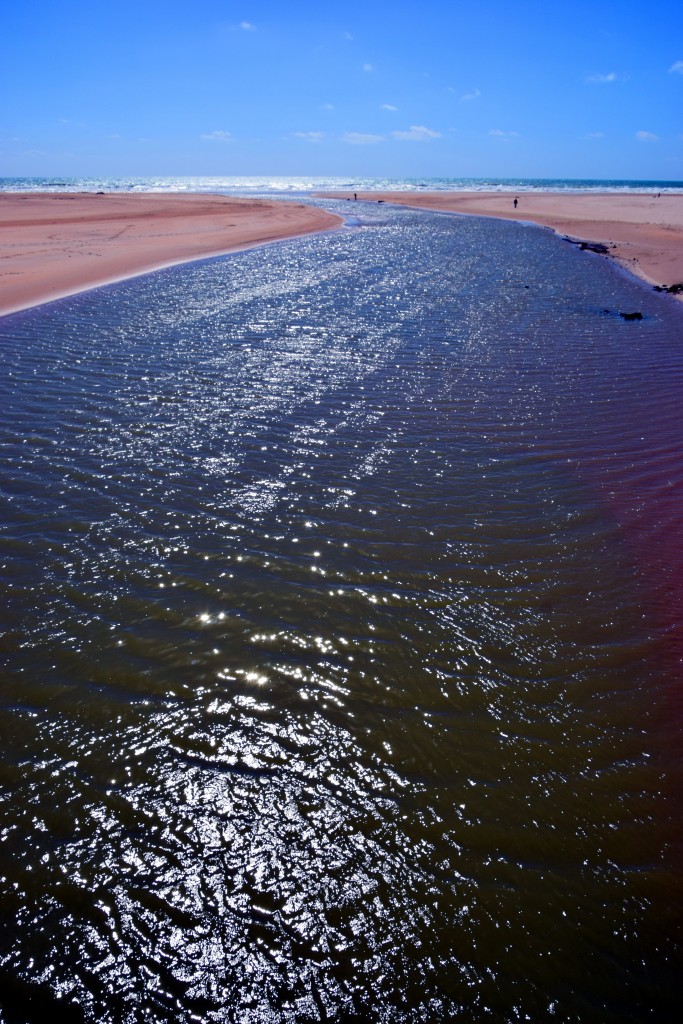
[0,203,681,1021]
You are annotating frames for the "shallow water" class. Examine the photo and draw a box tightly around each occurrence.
[0,203,681,1022]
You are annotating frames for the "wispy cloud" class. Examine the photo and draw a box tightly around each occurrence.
[585,71,618,84]
[363,63,374,72]
[293,131,326,142]
[321,103,334,110]
[240,21,255,30]
[489,128,519,139]
[669,60,683,74]
[381,104,398,111]
[585,131,605,139]
[460,88,481,101]
[200,130,234,142]
[391,125,441,141]
[342,131,384,144]
[635,130,659,141]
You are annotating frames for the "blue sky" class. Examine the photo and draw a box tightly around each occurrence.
[3,0,682,179]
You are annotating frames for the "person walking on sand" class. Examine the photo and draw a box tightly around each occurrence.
[513,197,518,209]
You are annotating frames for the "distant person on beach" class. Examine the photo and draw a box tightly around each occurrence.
[354,193,357,201]
[514,197,518,209]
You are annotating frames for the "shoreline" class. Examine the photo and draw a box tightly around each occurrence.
[0,193,343,318]
[317,191,683,298]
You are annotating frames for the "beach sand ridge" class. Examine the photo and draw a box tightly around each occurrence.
[0,193,342,317]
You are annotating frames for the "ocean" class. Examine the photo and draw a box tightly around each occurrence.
[0,190,681,1021]
[1,174,683,195]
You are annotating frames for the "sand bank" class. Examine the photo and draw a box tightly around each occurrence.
[319,191,683,296]
[0,192,343,317]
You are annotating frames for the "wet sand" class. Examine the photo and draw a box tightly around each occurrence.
[0,193,343,317]
[319,191,683,296]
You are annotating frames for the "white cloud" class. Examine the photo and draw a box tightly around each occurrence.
[294,131,326,142]
[363,63,374,72]
[585,71,618,83]
[391,125,441,141]
[240,21,255,30]
[489,128,520,138]
[586,131,605,139]
[381,104,398,111]
[342,131,385,144]
[321,103,334,110]
[200,130,234,142]
[669,60,683,74]
[635,130,659,141]
[460,88,481,101]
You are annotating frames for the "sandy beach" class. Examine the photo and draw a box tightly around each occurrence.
[2,190,681,317]
[0,192,342,317]
[319,191,683,296]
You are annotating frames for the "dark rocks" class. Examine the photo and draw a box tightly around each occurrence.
[563,236,610,255]
[653,282,683,295]
[600,309,644,320]
[578,241,609,255]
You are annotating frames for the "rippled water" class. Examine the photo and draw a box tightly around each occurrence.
[0,203,681,1022]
